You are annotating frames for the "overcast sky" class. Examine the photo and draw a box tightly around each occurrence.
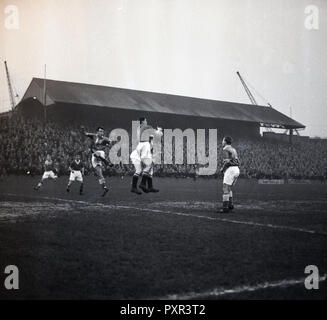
[0,0,326,137]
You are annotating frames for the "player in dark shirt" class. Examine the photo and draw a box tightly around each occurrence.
[67,154,84,195]
[218,136,240,213]
[81,126,114,197]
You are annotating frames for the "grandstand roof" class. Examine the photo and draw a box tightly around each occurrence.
[21,78,305,129]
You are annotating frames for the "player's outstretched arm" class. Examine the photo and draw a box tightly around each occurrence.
[80,125,95,138]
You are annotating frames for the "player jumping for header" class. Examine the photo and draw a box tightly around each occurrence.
[130,117,162,194]
[34,154,58,190]
[218,136,240,213]
[81,126,115,197]
[66,154,85,195]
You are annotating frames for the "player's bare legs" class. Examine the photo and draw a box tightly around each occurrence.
[66,180,72,192]
[79,182,84,195]
[139,159,153,193]
[66,179,84,195]
[34,177,45,190]
[95,166,108,196]
[222,183,234,213]
[130,159,142,195]
[34,172,57,190]
[94,153,113,167]
[146,163,159,193]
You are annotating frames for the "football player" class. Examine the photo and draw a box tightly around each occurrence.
[130,117,162,194]
[34,154,58,190]
[81,126,114,197]
[218,136,240,213]
[66,154,84,195]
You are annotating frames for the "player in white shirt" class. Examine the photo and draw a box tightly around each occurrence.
[130,117,163,194]
[34,154,58,190]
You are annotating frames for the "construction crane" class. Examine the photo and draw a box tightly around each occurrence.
[236,71,275,108]
[236,71,273,132]
[236,71,259,106]
[4,61,19,112]
[236,71,301,140]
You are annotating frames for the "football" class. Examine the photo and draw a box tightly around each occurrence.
[155,127,163,137]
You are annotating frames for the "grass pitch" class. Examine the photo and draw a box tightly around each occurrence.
[0,176,326,299]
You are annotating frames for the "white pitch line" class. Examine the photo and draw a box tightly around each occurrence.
[2,193,327,236]
[116,205,327,236]
[156,274,327,300]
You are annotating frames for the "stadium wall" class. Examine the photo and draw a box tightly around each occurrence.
[263,131,310,143]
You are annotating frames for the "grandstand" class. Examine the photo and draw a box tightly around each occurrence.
[2,78,327,181]
[17,78,304,139]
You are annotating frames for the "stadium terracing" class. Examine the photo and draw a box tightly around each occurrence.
[17,78,305,139]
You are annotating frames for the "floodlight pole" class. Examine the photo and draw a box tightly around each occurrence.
[289,129,293,144]
[43,64,47,122]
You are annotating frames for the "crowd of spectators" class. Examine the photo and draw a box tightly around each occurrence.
[0,116,326,180]
[236,139,327,179]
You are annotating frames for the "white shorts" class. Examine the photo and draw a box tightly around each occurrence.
[69,170,83,182]
[142,158,153,175]
[223,166,240,186]
[130,149,141,162]
[131,142,153,175]
[92,150,105,168]
[130,142,152,161]
[131,158,142,175]
[42,170,57,180]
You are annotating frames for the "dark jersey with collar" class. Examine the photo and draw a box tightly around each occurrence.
[86,133,112,152]
[70,160,84,171]
[223,145,240,166]
[221,145,240,172]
